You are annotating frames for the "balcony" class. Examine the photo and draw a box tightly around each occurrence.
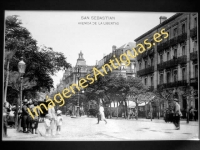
[190,77,198,88]
[170,37,178,46]
[190,51,197,61]
[177,33,187,43]
[157,58,178,70]
[157,44,164,53]
[162,40,170,50]
[137,66,154,76]
[157,80,187,89]
[147,48,154,56]
[190,27,197,38]
[178,55,187,64]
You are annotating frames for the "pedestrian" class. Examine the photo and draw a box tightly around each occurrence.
[21,99,29,133]
[149,102,153,121]
[3,102,10,137]
[56,110,63,135]
[97,103,107,124]
[48,103,56,136]
[27,100,34,133]
[44,114,51,136]
[173,98,182,130]
[33,100,40,134]
[30,108,39,134]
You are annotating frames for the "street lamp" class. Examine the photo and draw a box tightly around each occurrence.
[17,55,26,130]
[76,66,81,117]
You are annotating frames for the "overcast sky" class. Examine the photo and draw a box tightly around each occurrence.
[5,11,176,87]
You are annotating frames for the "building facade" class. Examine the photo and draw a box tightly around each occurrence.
[135,13,198,118]
[95,42,137,78]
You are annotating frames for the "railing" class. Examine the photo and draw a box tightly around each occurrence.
[190,27,197,38]
[190,51,197,61]
[170,37,178,46]
[177,33,187,43]
[157,80,187,89]
[157,44,164,53]
[178,55,187,64]
[147,48,154,56]
[137,66,154,76]
[190,77,198,88]
[137,48,154,60]
[157,58,178,70]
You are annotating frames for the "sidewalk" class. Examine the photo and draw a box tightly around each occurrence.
[2,127,43,140]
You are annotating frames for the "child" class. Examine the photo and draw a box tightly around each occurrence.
[31,111,39,134]
[44,114,51,136]
[56,110,63,135]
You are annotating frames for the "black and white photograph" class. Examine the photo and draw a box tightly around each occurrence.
[2,11,199,141]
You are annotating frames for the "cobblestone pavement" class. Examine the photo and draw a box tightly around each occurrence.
[3,115,199,141]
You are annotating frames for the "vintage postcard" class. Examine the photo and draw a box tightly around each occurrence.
[3,11,199,141]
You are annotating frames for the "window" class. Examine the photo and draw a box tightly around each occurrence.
[167,51,170,61]
[194,17,197,27]
[160,54,163,63]
[167,72,170,83]
[173,70,178,82]
[145,78,147,85]
[167,31,169,41]
[174,49,177,58]
[139,62,142,70]
[182,24,185,34]
[151,76,153,86]
[151,57,154,66]
[145,59,148,68]
[195,65,198,78]
[182,68,186,80]
[182,46,186,55]
[194,41,197,51]
[160,73,163,84]
[173,27,177,37]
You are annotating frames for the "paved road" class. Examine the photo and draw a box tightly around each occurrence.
[3,115,199,141]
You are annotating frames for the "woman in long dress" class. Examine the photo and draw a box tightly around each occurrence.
[97,103,107,124]
[48,103,56,136]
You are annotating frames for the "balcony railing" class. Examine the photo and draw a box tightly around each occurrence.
[157,44,164,53]
[147,48,154,56]
[190,77,198,88]
[177,33,187,43]
[157,58,178,70]
[170,37,178,46]
[190,51,197,61]
[178,55,187,64]
[190,27,197,38]
[157,80,187,89]
[137,66,154,76]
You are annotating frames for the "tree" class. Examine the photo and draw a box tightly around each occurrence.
[4,15,71,104]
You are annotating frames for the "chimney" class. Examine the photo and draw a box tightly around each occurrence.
[112,45,116,52]
[159,16,167,24]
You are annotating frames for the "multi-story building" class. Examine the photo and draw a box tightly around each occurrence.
[135,13,198,118]
[95,42,136,78]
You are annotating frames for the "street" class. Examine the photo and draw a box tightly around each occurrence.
[3,115,198,141]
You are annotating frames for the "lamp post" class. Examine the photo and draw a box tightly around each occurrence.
[76,66,81,117]
[17,55,26,130]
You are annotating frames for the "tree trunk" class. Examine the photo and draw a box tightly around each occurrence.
[4,60,10,103]
[145,102,147,118]
[125,100,128,119]
[117,101,118,118]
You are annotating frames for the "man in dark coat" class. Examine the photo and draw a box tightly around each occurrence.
[21,99,29,133]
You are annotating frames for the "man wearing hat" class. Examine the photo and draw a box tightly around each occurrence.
[173,98,182,130]
[21,99,29,133]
